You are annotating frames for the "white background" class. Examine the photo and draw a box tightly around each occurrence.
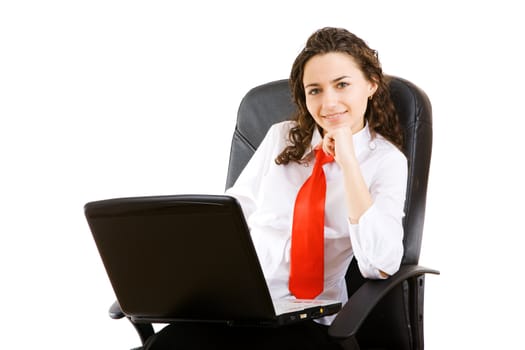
[1,1,524,348]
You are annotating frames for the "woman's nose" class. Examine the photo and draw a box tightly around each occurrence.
[321,88,338,108]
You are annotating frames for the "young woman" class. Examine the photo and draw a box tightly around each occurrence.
[145,27,407,350]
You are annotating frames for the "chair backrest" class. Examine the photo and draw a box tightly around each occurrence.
[225,77,432,267]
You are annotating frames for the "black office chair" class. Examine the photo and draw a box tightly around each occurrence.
[109,76,439,350]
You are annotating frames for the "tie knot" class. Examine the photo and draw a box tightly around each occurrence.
[315,148,334,166]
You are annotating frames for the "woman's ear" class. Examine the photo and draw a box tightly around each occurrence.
[368,81,378,98]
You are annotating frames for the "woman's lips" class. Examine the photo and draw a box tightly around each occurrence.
[323,111,346,120]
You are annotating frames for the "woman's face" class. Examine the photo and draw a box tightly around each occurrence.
[303,52,377,134]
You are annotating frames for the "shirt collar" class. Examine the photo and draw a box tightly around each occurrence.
[353,123,373,155]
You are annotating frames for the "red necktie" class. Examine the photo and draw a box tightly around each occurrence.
[289,148,334,299]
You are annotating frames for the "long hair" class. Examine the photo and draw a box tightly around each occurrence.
[275,27,403,165]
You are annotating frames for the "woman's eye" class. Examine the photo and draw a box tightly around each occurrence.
[337,82,349,89]
[308,88,320,95]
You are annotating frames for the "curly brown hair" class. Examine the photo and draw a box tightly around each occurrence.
[276,27,403,165]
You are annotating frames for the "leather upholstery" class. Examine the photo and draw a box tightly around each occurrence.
[225,77,434,349]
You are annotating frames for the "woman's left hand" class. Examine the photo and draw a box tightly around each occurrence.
[321,126,357,166]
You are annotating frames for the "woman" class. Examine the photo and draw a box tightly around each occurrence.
[145,27,407,349]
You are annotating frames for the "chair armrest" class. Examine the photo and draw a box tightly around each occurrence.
[328,264,439,339]
[109,300,125,319]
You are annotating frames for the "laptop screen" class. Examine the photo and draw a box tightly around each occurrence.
[85,194,278,323]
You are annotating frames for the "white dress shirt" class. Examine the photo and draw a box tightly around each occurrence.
[225,121,407,324]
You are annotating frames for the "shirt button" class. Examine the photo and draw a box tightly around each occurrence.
[369,141,377,150]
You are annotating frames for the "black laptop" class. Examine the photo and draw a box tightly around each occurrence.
[85,194,341,326]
